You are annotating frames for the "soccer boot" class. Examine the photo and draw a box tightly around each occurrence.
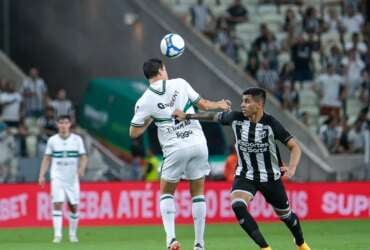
[69,235,79,243]
[194,243,205,250]
[52,236,62,243]
[261,247,272,250]
[297,242,311,250]
[168,238,180,250]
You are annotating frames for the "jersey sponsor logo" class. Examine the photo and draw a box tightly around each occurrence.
[238,142,269,153]
[56,160,76,166]
[156,90,179,110]
[176,130,193,139]
[166,120,191,133]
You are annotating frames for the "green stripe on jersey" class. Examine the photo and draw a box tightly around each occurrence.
[192,96,201,105]
[51,151,80,158]
[183,99,193,112]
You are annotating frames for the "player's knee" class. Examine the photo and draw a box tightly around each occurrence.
[277,209,296,225]
[231,198,248,214]
[53,202,63,210]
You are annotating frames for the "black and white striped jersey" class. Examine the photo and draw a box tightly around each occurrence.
[218,111,293,182]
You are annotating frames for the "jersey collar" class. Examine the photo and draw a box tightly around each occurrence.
[58,133,71,140]
[148,80,166,95]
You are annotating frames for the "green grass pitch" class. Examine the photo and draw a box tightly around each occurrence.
[0,220,369,250]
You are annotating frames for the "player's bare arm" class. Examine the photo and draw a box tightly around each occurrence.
[129,117,154,139]
[172,109,219,122]
[78,154,88,177]
[38,155,51,188]
[280,138,301,178]
[196,98,231,111]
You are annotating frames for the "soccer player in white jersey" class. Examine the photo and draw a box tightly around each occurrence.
[38,115,88,243]
[129,58,231,250]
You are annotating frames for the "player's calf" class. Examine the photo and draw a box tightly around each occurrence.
[231,199,270,248]
[276,208,305,247]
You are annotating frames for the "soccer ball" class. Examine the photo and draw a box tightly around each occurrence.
[160,33,185,58]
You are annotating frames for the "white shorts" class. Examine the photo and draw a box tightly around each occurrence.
[51,179,80,204]
[161,143,210,182]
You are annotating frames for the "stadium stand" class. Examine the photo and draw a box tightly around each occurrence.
[162,0,370,157]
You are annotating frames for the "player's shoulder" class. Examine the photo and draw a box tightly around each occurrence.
[261,113,284,127]
[69,133,85,145]
[47,134,59,143]
[135,93,150,107]
[168,77,188,86]
[70,133,83,140]
[260,112,276,123]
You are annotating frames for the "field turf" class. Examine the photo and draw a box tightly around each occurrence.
[0,220,369,250]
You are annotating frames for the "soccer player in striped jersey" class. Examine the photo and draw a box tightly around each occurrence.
[129,58,231,250]
[173,87,311,250]
[38,115,88,243]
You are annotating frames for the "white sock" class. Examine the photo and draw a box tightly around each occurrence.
[69,212,79,237]
[160,194,176,247]
[192,195,206,246]
[52,210,63,237]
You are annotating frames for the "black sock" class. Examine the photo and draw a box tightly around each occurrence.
[232,201,269,248]
[281,212,304,246]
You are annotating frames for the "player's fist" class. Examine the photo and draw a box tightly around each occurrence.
[280,166,296,179]
[78,168,85,177]
[172,109,186,121]
[38,176,45,188]
[218,99,232,111]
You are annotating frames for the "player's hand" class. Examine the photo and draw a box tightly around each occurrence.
[172,109,186,121]
[280,166,296,179]
[218,99,232,111]
[78,168,85,177]
[38,176,45,188]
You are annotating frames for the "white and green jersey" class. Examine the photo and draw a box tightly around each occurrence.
[45,133,86,183]
[131,78,207,157]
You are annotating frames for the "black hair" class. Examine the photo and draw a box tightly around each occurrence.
[57,114,72,122]
[243,87,266,104]
[143,58,164,79]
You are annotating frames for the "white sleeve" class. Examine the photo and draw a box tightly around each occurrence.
[45,138,53,156]
[130,100,151,127]
[78,136,87,155]
[181,78,201,104]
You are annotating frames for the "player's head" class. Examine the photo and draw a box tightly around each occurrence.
[241,87,266,117]
[57,115,72,134]
[143,58,168,81]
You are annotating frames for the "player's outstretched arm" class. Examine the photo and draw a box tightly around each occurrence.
[280,138,301,178]
[196,98,231,112]
[129,117,153,139]
[172,109,218,122]
[38,155,51,188]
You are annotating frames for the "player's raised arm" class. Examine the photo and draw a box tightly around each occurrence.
[38,155,51,188]
[172,109,219,122]
[196,98,232,111]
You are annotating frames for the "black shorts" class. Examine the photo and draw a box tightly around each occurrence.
[231,176,289,210]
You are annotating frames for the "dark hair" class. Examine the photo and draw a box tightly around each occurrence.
[243,87,266,104]
[143,58,163,79]
[57,115,72,122]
